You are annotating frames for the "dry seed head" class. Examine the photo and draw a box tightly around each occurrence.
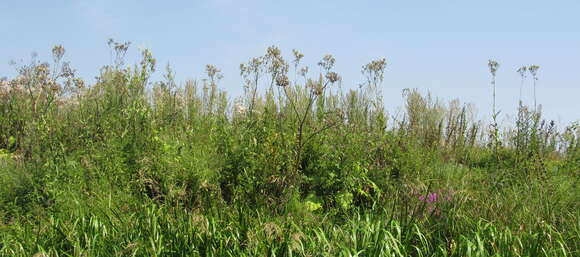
[325,71,341,83]
[270,58,289,75]
[36,63,50,75]
[290,232,305,251]
[299,66,309,77]
[73,78,85,89]
[307,79,323,96]
[234,102,246,115]
[108,39,130,53]
[11,76,26,87]
[292,49,304,65]
[528,65,540,80]
[266,45,281,58]
[47,79,59,92]
[240,57,264,76]
[263,222,282,240]
[52,45,65,62]
[362,58,387,74]
[61,62,75,78]
[265,46,289,76]
[140,48,156,72]
[239,63,246,75]
[206,64,223,80]
[488,59,499,76]
[275,74,290,87]
[516,66,528,77]
[318,54,335,71]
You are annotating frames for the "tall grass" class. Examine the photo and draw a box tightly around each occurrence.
[0,42,578,256]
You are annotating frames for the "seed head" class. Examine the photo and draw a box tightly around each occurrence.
[292,49,304,66]
[528,65,540,80]
[299,66,309,77]
[275,74,290,87]
[73,78,85,89]
[206,64,223,81]
[516,66,528,78]
[318,54,335,71]
[325,71,340,83]
[52,45,65,63]
[488,60,499,76]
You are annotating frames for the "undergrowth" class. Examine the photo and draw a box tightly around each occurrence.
[0,42,578,256]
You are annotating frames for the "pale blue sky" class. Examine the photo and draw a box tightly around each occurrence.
[1,0,579,124]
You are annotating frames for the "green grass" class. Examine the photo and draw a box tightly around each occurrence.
[0,43,578,256]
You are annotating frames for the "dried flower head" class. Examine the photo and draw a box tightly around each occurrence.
[106,39,131,68]
[292,49,304,66]
[265,46,289,78]
[263,222,282,240]
[299,66,309,77]
[108,39,130,53]
[140,48,156,73]
[318,54,335,71]
[266,46,281,58]
[528,65,540,80]
[516,66,528,77]
[206,64,223,81]
[362,58,387,75]
[73,78,85,89]
[60,62,75,78]
[307,79,323,96]
[325,71,340,83]
[52,45,65,63]
[275,74,290,87]
[488,59,499,76]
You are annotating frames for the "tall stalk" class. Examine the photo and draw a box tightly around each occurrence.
[517,66,527,105]
[488,60,500,151]
[528,65,540,112]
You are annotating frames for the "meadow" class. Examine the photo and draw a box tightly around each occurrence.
[0,41,578,256]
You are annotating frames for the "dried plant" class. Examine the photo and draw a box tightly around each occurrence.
[516,66,527,104]
[488,59,500,150]
[528,64,540,111]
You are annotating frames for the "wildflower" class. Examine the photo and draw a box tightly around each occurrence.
[266,46,281,58]
[299,66,309,77]
[325,71,341,83]
[205,64,223,81]
[419,192,439,203]
[292,49,304,67]
[52,45,65,62]
[307,79,323,96]
[275,74,290,87]
[415,188,455,218]
[61,62,75,78]
[528,65,540,79]
[318,54,335,71]
[516,66,528,77]
[234,102,246,115]
[488,59,499,77]
[73,78,85,89]
[362,58,387,76]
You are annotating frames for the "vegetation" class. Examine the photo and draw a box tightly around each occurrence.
[0,42,578,256]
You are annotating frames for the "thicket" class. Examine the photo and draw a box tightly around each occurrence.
[0,42,578,256]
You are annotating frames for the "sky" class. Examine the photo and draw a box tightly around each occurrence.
[1,0,579,125]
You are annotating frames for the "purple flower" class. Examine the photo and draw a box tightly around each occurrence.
[418,192,439,203]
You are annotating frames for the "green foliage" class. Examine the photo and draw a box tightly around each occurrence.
[0,42,577,256]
